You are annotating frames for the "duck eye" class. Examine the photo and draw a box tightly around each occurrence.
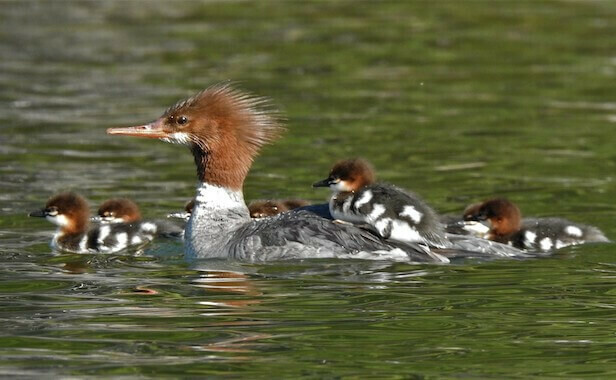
[177,116,188,125]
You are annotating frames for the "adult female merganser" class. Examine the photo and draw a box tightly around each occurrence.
[95,198,184,238]
[29,192,157,253]
[107,83,527,262]
[313,158,450,248]
[248,199,310,219]
[462,198,610,251]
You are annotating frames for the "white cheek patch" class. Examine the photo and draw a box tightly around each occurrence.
[367,204,386,224]
[389,219,423,244]
[354,190,373,209]
[331,181,352,192]
[46,214,70,227]
[540,237,553,251]
[131,236,143,245]
[565,225,583,238]
[400,205,423,224]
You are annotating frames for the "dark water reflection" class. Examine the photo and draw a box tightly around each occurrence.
[1,1,616,377]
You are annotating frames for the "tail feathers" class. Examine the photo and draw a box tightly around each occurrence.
[585,226,610,243]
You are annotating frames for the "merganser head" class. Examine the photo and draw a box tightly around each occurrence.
[248,200,287,219]
[464,198,522,239]
[29,192,90,234]
[313,158,375,192]
[107,83,285,191]
[95,198,141,223]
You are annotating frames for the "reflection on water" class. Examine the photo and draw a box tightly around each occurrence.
[194,270,262,310]
[1,0,616,377]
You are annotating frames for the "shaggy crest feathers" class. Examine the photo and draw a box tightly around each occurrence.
[164,83,285,189]
[166,83,285,155]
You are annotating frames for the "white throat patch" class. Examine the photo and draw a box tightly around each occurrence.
[331,181,353,193]
[161,132,191,145]
[46,214,70,227]
[195,182,246,210]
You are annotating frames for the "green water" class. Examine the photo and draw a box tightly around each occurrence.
[1,1,616,377]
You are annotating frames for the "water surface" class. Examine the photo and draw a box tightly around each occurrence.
[1,1,616,377]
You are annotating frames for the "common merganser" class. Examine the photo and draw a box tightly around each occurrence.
[313,158,450,248]
[95,198,184,238]
[107,83,527,262]
[248,199,310,219]
[462,198,610,251]
[29,192,156,253]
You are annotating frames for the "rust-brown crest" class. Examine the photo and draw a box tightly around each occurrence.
[163,83,285,190]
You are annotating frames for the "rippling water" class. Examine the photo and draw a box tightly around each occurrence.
[1,1,616,377]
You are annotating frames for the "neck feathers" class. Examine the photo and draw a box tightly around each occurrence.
[186,84,284,191]
[191,144,251,191]
[194,182,247,212]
